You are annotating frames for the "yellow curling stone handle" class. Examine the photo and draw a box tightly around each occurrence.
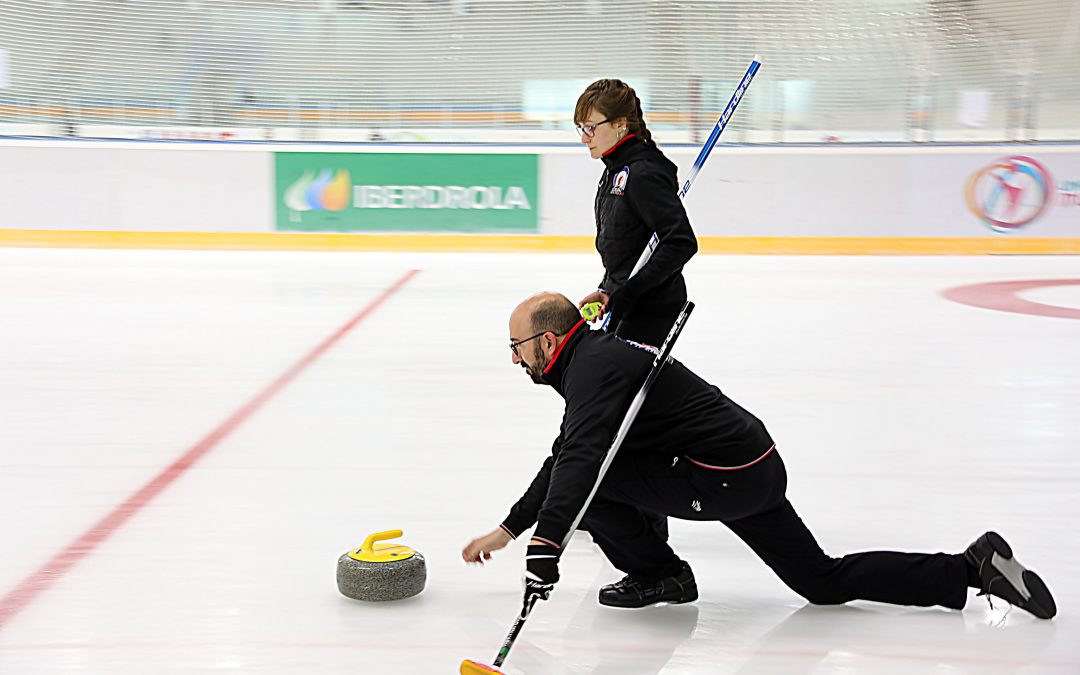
[349,529,416,563]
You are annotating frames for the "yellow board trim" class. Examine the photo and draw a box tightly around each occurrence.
[1,229,1079,255]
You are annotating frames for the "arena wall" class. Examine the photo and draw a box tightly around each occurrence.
[2,140,1078,254]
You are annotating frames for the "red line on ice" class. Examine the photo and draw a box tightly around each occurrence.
[0,269,421,631]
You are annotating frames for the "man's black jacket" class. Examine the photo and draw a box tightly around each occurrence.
[594,134,698,322]
[501,320,773,548]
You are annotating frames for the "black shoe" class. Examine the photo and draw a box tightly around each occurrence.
[599,563,698,608]
[965,531,1056,619]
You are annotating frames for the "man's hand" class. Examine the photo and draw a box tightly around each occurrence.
[523,541,560,608]
[462,527,513,564]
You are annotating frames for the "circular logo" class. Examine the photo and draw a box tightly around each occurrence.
[965,156,1052,233]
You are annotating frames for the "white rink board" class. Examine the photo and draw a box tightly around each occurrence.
[541,146,1080,238]
[1,140,1078,238]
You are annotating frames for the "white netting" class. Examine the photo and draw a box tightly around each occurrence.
[1,0,1078,142]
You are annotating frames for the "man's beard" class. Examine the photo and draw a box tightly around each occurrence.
[523,342,549,385]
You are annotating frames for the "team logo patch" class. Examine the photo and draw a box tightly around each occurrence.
[610,166,630,195]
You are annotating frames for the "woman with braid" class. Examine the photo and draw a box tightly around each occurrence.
[574,79,699,348]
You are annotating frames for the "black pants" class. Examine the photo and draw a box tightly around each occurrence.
[611,300,684,349]
[579,449,970,611]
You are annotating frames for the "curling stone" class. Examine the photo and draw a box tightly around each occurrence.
[336,529,426,602]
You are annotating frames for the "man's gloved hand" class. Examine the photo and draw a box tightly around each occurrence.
[523,542,560,610]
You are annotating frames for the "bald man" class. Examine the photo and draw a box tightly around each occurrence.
[462,292,1056,619]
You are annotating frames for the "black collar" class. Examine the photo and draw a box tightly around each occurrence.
[601,134,644,170]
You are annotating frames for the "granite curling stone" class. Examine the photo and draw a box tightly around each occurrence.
[337,529,426,602]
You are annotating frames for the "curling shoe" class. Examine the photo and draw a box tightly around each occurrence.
[599,563,698,608]
[965,531,1056,619]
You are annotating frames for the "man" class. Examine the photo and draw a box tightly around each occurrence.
[461,292,1057,620]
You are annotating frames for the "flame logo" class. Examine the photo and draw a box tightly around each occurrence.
[284,168,351,212]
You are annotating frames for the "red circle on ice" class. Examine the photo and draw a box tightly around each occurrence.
[941,279,1080,320]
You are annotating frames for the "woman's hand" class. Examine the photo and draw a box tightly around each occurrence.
[578,290,610,321]
[462,527,514,565]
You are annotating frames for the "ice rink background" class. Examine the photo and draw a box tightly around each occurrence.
[0,249,1077,673]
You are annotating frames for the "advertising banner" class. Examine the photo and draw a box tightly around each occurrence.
[275,152,539,232]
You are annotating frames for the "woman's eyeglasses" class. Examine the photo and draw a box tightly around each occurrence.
[576,118,612,138]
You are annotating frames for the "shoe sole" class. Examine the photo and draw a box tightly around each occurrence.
[599,589,699,609]
[984,531,1057,620]
[599,595,698,609]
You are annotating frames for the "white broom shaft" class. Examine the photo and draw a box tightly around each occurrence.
[627,56,761,280]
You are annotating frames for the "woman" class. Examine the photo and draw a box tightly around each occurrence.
[574,79,699,347]
[575,79,698,543]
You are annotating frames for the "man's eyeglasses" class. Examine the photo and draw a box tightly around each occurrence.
[576,118,612,138]
[509,331,547,357]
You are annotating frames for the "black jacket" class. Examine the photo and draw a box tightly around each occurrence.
[595,135,698,332]
[501,320,773,549]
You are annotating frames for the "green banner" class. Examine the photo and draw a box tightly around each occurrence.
[274,152,538,232]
